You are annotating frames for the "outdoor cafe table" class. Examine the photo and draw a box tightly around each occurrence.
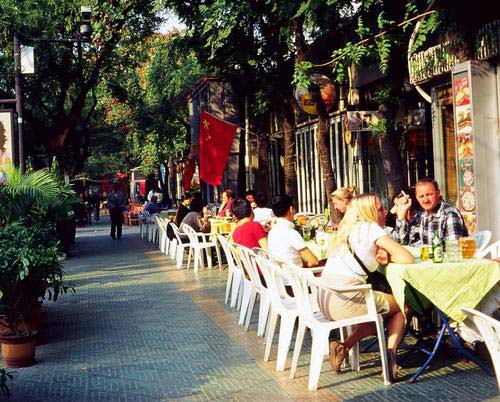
[209,219,236,235]
[386,258,499,382]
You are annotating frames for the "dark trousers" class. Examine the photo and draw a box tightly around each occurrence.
[110,207,124,238]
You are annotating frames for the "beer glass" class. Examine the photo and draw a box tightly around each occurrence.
[420,246,431,261]
[459,237,476,259]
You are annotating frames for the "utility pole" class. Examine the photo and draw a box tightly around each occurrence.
[13,32,24,173]
[10,6,91,175]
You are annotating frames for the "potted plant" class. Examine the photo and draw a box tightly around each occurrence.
[0,165,75,367]
[0,223,70,367]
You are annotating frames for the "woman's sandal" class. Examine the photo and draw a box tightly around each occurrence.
[329,341,346,374]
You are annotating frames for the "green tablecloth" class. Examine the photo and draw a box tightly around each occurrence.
[386,259,499,323]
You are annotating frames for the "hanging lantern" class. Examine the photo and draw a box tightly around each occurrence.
[294,74,336,115]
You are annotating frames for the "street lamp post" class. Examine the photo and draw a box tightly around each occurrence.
[13,6,92,173]
[13,32,25,173]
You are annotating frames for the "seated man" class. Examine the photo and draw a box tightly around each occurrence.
[393,178,468,245]
[268,195,319,267]
[232,198,267,250]
[144,195,161,215]
[252,192,274,225]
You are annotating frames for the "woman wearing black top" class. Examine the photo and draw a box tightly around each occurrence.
[174,193,193,226]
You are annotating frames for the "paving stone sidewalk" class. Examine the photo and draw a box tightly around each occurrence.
[3,217,499,401]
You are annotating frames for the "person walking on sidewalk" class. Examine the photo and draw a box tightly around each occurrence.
[107,182,127,240]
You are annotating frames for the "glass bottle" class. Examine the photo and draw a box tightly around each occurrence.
[432,231,444,263]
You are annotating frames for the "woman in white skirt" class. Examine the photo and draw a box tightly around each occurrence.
[319,193,414,382]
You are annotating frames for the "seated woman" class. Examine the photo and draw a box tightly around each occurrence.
[218,189,235,218]
[330,186,355,228]
[174,192,193,226]
[180,197,210,233]
[231,198,267,250]
[319,193,414,383]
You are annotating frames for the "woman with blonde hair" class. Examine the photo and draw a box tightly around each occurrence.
[330,186,356,225]
[319,193,414,382]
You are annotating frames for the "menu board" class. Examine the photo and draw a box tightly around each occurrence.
[452,73,477,234]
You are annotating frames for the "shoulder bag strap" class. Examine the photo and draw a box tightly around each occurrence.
[347,241,371,276]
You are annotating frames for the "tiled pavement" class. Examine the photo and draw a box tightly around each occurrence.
[3,217,499,401]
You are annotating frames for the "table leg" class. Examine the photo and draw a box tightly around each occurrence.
[410,310,493,382]
[410,322,446,382]
[438,312,493,376]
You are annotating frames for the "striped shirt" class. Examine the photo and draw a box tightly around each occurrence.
[394,201,468,246]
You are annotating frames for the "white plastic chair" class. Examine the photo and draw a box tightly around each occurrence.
[139,210,150,239]
[157,217,170,254]
[476,239,499,259]
[284,262,391,391]
[181,224,222,272]
[149,215,160,243]
[472,230,492,257]
[169,222,192,269]
[217,234,243,307]
[232,245,270,336]
[462,308,500,391]
[255,254,300,371]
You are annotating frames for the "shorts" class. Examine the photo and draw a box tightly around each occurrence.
[318,274,390,321]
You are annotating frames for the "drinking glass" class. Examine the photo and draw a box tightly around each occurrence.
[315,227,325,245]
[445,240,461,262]
[420,245,431,261]
[303,227,312,242]
[459,237,476,259]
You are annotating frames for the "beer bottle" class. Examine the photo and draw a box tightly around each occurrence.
[432,231,444,263]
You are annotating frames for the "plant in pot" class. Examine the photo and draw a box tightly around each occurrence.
[0,223,71,367]
[0,164,80,256]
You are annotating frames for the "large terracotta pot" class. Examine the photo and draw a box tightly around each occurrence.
[0,332,37,367]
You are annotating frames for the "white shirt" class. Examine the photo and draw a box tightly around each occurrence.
[322,222,386,279]
[268,217,307,267]
[253,207,274,223]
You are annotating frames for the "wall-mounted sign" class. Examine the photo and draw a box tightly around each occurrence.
[21,46,35,74]
[452,73,477,234]
[295,74,336,115]
[0,111,14,166]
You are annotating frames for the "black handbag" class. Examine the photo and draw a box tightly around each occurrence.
[348,243,392,294]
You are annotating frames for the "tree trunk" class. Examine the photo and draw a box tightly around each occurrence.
[311,86,337,213]
[377,127,405,202]
[257,134,270,198]
[282,98,298,199]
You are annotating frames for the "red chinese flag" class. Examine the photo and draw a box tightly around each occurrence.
[199,111,238,186]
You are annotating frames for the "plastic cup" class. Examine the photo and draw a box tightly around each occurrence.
[445,240,461,262]
[303,227,311,242]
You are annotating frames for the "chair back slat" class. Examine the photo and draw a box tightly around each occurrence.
[463,307,500,391]
[476,239,499,259]
[217,234,236,268]
[472,230,492,256]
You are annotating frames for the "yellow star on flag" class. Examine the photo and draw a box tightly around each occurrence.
[203,119,210,129]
